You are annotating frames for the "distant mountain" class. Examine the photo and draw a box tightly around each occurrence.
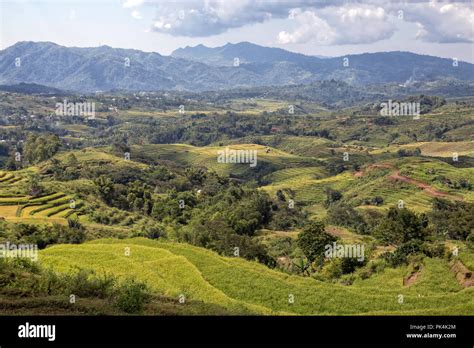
[0,82,66,95]
[172,42,322,66]
[181,79,474,109]
[172,42,474,84]
[0,41,473,93]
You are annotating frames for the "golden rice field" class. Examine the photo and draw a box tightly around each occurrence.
[39,238,474,315]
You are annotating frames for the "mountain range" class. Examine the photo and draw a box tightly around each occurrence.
[0,41,473,93]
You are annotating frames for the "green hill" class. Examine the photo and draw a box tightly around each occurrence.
[131,143,316,177]
[39,238,474,315]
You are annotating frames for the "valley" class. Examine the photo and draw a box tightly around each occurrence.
[0,88,473,316]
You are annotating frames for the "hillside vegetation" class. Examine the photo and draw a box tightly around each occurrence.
[1,88,473,316]
[38,238,474,315]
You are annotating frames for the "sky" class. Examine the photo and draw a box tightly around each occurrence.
[0,0,473,62]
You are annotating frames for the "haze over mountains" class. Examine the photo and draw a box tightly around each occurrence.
[0,41,473,93]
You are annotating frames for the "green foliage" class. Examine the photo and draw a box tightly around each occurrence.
[374,207,429,245]
[0,258,150,314]
[2,221,85,249]
[184,167,206,185]
[22,173,45,197]
[407,95,446,114]
[63,268,115,298]
[381,240,424,267]
[181,215,274,266]
[430,198,474,240]
[297,221,336,263]
[397,148,422,157]
[324,188,342,207]
[114,278,149,314]
[23,133,61,164]
[93,175,114,204]
[326,203,367,234]
[380,240,446,267]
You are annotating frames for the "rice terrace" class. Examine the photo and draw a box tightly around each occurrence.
[0,0,473,345]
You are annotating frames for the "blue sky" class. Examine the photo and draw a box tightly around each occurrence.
[1,0,473,62]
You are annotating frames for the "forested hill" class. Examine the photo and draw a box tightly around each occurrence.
[1,41,473,93]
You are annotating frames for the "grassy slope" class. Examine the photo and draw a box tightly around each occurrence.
[39,238,474,315]
[371,141,474,157]
[221,135,337,158]
[132,143,316,176]
[260,155,473,213]
[0,149,148,225]
[3,139,471,222]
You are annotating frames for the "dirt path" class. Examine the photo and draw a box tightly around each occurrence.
[389,170,463,200]
[354,163,393,177]
[451,260,473,288]
[403,266,422,287]
[354,163,462,200]
[325,226,363,242]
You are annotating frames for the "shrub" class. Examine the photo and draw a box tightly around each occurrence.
[297,221,336,264]
[358,260,387,280]
[324,188,342,207]
[320,258,343,279]
[374,207,428,245]
[326,203,367,234]
[467,233,474,249]
[64,269,115,298]
[380,240,424,267]
[430,198,474,240]
[421,242,446,258]
[114,278,149,314]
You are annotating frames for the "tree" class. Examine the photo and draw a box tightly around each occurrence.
[65,153,78,167]
[297,221,336,263]
[23,173,44,197]
[276,190,286,202]
[430,198,474,240]
[371,196,384,206]
[23,134,61,164]
[324,188,342,207]
[56,219,86,244]
[326,203,367,234]
[93,175,114,204]
[375,207,428,245]
[184,167,206,186]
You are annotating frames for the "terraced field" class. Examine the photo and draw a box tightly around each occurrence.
[0,193,82,222]
[39,238,474,315]
[221,135,337,158]
[261,171,355,205]
[132,143,316,176]
[259,154,474,213]
[350,158,473,211]
[50,148,148,170]
[371,141,474,158]
[0,171,23,185]
[0,184,81,223]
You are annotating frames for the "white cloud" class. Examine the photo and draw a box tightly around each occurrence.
[131,10,142,19]
[278,5,395,45]
[122,0,144,9]
[150,1,275,37]
[69,9,76,21]
[278,9,336,45]
[141,0,473,45]
[400,2,474,43]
